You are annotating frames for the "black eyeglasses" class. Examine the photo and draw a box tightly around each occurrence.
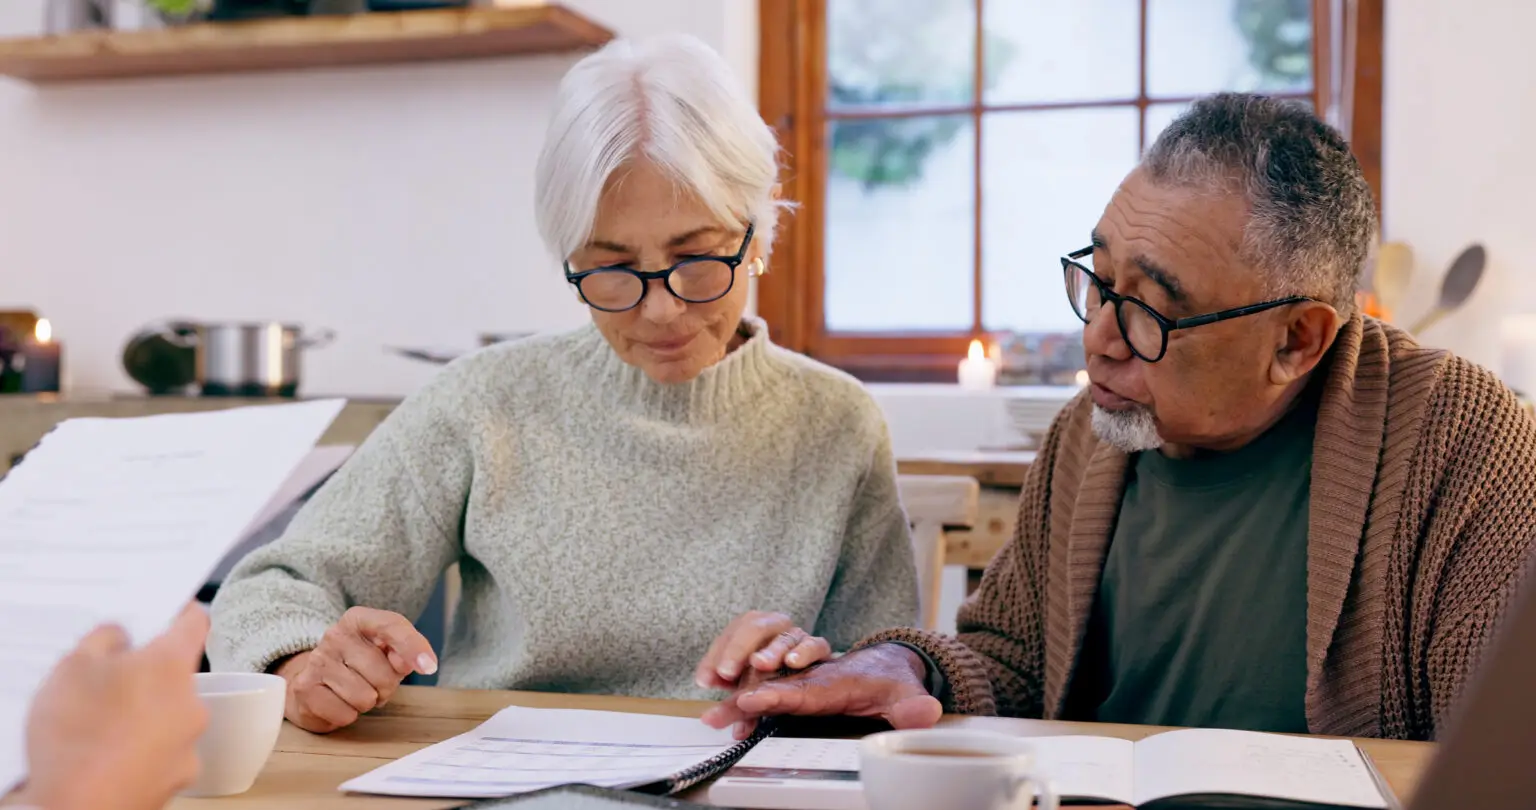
[564,224,755,313]
[1061,246,1316,363]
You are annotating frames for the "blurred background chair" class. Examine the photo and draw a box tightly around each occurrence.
[896,474,979,631]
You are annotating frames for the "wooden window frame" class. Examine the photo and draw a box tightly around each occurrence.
[756,0,1384,382]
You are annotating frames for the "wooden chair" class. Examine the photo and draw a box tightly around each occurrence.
[896,474,980,631]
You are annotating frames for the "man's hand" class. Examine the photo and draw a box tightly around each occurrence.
[275,607,437,733]
[695,611,832,695]
[702,643,943,740]
[16,603,210,810]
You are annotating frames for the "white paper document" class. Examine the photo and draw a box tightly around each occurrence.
[0,400,346,797]
[341,706,740,798]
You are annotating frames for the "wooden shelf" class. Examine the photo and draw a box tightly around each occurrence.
[0,3,614,83]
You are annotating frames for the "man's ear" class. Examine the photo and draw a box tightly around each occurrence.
[1270,302,1343,385]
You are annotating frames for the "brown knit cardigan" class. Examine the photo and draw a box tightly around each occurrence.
[870,316,1536,741]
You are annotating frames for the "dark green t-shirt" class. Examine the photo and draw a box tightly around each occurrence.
[1078,399,1316,733]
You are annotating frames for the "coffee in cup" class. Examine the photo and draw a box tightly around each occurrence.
[859,729,1058,810]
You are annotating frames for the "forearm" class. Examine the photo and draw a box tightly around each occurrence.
[207,564,347,673]
[816,511,922,650]
[817,460,923,650]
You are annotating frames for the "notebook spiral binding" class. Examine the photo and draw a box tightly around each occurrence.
[638,718,782,796]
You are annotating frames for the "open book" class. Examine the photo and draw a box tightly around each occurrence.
[710,728,1398,810]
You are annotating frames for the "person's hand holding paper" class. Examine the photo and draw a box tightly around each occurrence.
[12,604,209,810]
[274,606,438,733]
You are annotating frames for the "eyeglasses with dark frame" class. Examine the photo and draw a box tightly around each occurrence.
[564,224,755,313]
[1061,245,1318,363]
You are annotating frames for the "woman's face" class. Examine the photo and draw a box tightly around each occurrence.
[568,161,763,384]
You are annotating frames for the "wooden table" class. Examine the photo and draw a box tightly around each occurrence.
[169,686,1435,810]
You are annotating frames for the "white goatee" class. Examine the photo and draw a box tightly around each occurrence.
[1091,404,1164,453]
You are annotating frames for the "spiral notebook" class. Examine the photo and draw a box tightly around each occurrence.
[339,706,779,799]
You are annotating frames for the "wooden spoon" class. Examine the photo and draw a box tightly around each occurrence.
[1372,241,1414,318]
[1410,244,1487,334]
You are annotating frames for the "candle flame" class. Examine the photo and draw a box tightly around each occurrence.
[1075,369,1090,387]
[967,339,985,361]
[34,318,51,343]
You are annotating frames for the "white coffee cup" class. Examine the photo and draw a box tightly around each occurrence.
[180,672,287,797]
[860,729,1059,810]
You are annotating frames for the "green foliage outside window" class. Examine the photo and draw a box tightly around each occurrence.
[1234,0,1313,89]
[830,0,1313,192]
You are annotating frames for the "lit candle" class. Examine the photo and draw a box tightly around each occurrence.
[19,318,62,394]
[957,338,997,390]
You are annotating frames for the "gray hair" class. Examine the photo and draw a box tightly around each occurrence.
[1142,93,1377,316]
[534,34,787,262]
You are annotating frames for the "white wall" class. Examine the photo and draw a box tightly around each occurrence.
[0,0,757,398]
[1382,0,1536,374]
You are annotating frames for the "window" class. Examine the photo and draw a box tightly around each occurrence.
[757,0,1383,381]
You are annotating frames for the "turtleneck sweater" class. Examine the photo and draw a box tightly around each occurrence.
[208,318,919,699]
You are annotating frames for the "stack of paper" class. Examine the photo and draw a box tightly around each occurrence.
[0,401,346,797]
[341,706,740,798]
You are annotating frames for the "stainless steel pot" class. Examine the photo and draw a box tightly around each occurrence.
[125,320,334,397]
[195,322,335,397]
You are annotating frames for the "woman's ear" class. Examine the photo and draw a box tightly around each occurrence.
[748,257,767,278]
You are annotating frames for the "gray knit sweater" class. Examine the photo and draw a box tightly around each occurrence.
[207,319,919,700]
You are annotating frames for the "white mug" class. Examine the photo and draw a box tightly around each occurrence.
[860,729,1059,810]
[181,672,287,797]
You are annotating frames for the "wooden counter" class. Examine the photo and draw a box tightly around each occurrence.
[0,394,396,474]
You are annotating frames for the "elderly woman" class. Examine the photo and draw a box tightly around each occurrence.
[207,34,918,734]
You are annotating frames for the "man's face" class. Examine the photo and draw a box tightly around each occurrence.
[1083,168,1304,454]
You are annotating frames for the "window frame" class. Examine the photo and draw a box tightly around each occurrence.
[756,0,1385,382]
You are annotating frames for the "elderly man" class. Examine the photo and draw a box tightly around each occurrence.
[704,92,1536,742]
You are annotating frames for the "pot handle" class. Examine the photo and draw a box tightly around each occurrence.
[300,328,337,349]
[145,320,199,348]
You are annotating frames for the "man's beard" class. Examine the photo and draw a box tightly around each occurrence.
[1091,404,1163,453]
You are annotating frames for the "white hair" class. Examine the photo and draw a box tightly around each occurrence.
[1091,405,1163,453]
[534,34,787,263]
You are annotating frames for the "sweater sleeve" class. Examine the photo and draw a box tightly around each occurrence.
[1422,360,1536,737]
[813,423,922,652]
[206,372,474,674]
[855,405,1073,717]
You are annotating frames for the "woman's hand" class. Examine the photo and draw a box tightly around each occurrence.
[696,611,832,688]
[17,604,210,810]
[274,606,437,734]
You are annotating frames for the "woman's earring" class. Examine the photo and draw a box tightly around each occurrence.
[748,258,767,278]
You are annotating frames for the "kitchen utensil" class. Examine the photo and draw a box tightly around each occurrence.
[387,333,534,366]
[1410,244,1487,334]
[479,332,533,347]
[122,320,334,397]
[385,346,463,365]
[197,322,335,397]
[1373,241,1414,318]
[122,320,199,394]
